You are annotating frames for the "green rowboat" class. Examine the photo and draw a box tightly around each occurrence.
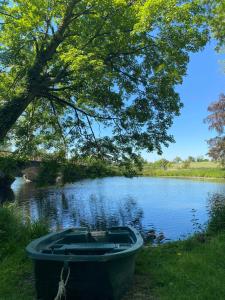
[26,226,143,300]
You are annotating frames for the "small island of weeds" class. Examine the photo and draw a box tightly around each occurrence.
[1,193,225,299]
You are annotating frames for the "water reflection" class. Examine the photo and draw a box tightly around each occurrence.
[0,188,15,204]
[10,176,225,240]
[14,182,144,231]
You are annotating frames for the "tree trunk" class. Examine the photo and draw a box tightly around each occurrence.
[0,93,35,141]
[0,0,80,142]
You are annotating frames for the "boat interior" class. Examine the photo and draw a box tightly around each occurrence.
[41,228,136,255]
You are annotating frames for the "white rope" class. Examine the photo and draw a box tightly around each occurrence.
[54,265,71,300]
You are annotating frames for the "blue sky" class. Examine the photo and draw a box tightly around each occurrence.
[145,41,225,162]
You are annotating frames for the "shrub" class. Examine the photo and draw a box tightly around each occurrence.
[0,157,25,176]
[207,193,225,234]
[62,163,87,183]
[182,160,191,169]
[62,160,119,183]
[87,160,111,178]
[36,160,60,185]
[0,205,48,257]
[154,159,170,170]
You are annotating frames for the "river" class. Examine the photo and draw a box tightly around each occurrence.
[5,176,225,240]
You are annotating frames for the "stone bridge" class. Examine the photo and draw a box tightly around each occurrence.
[0,159,42,189]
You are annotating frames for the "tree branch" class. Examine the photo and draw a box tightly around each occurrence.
[34,0,82,67]
[0,10,18,19]
[85,114,97,144]
[45,93,117,121]
[49,100,68,150]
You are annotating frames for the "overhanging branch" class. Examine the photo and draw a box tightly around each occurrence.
[49,100,68,150]
[0,10,18,19]
[45,93,117,121]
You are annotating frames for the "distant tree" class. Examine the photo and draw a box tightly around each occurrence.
[173,156,182,164]
[204,1,225,167]
[182,160,190,169]
[196,155,208,162]
[196,155,203,162]
[208,137,225,166]
[204,94,225,166]
[155,159,170,170]
[187,156,195,162]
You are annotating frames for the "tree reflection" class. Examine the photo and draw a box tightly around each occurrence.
[0,188,15,204]
[119,197,144,230]
[14,182,144,230]
[80,195,144,230]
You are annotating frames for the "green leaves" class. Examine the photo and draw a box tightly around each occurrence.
[205,94,225,166]
[205,0,225,50]
[0,0,209,161]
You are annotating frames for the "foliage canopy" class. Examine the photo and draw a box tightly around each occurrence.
[204,1,225,167]
[0,0,208,161]
[205,94,225,166]
[206,0,225,52]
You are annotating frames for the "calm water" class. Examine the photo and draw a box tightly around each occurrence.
[6,176,225,240]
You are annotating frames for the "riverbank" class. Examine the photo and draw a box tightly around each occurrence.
[1,201,225,300]
[133,232,225,299]
[0,206,48,299]
[2,229,225,300]
[1,156,224,190]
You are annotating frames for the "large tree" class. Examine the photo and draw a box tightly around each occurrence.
[0,0,208,160]
[204,1,225,166]
[205,94,225,166]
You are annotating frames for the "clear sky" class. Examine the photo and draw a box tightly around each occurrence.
[145,40,225,162]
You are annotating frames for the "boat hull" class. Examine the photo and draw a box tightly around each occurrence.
[34,255,135,300]
[27,226,143,300]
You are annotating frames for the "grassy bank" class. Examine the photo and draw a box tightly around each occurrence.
[133,232,225,299]
[142,162,225,179]
[1,197,225,300]
[0,206,48,300]
[2,233,225,300]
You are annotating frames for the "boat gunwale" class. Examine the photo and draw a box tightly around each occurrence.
[26,226,143,262]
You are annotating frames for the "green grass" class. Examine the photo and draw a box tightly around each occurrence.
[142,162,225,179]
[0,205,48,300]
[188,161,219,169]
[170,161,219,169]
[0,249,34,300]
[3,234,225,300]
[134,233,225,300]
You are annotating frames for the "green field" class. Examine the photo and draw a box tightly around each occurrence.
[142,161,225,179]
[0,206,48,300]
[186,161,220,169]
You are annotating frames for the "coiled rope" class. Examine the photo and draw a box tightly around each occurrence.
[54,264,71,300]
